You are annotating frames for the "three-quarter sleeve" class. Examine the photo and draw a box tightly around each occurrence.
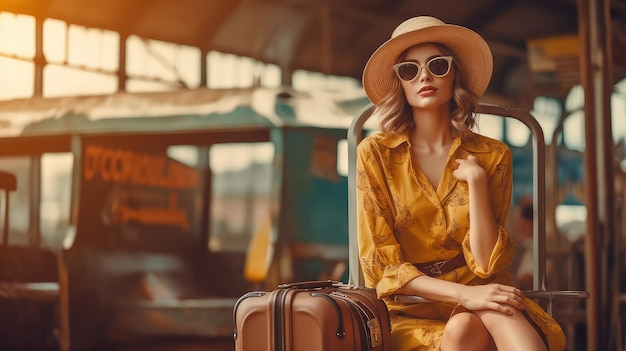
[356,137,422,298]
[463,146,515,278]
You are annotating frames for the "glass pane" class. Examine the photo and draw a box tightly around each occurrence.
[167,145,200,167]
[208,142,274,252]
[40,153,73,251]
[0,157,31,246]
[475,113,503,141]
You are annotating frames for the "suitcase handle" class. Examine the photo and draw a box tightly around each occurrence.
[310,292,346,339]
[233,291,266,340]
[278,280,340,290]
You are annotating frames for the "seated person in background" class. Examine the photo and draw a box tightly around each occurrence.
[514,198,535,291]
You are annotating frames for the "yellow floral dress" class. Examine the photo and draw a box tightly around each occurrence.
[356,131,566,351]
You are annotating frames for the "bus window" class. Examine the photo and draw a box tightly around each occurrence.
[208,142,274,252]
[556,204,587,242]
[475,113,503,141]
[0,157,31,246]
[167,145,201,167]
[505,118,531,147]
[40,153,73,251]
[337,139,348,177]
[563,110,585,151]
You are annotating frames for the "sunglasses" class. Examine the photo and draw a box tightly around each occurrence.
[392,56,454,81]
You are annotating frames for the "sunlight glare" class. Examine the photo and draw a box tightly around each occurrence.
[43,18,66,63]
[0,12,34,58]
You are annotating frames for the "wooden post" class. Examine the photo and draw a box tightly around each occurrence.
[577,0,615,349]
[33,16,44,97]
[118,33,128,92]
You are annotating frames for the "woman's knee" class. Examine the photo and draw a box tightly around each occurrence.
[475,309,547,351]
[441,312,492,350]
[476,307,526,330]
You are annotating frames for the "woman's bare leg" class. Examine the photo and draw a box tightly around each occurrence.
[475,309,547,351]
[441,312,495,351]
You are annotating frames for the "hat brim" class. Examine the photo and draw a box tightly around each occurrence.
[362,24,493,104]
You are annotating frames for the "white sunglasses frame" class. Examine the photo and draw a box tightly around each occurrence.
[392,56,454,81]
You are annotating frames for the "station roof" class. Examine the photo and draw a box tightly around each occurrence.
[3,0,626,108]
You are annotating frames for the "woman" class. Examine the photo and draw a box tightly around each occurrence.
[357,16,566,351]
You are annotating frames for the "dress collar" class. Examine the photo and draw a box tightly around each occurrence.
[377,130,492,154]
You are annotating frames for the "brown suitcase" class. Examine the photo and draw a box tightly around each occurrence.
[233,280,392,351]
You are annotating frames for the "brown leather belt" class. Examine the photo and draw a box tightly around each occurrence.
[413,254,466,277]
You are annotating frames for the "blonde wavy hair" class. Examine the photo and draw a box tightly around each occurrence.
[373,43,479,138]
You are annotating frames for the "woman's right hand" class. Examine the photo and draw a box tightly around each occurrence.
[457,283,525,315]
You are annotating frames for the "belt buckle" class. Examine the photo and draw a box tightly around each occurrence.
[427,259,448,276]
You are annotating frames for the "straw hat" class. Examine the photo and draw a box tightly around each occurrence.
[362,16,493,104]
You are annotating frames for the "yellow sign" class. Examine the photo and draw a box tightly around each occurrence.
[527,35,579,73]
